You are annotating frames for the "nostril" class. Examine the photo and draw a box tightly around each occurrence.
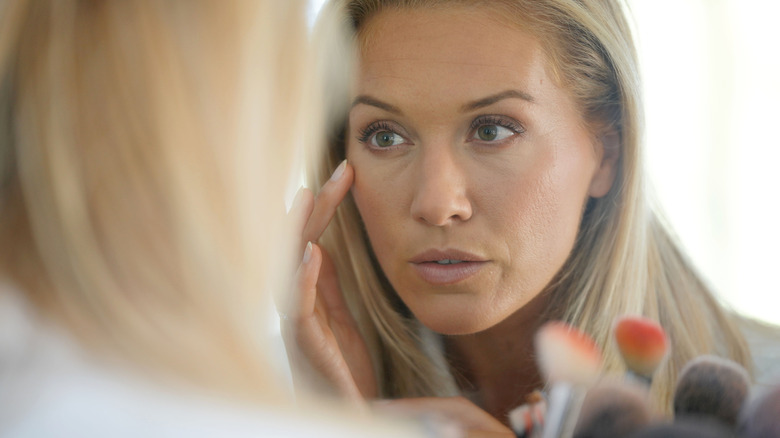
[409,149,473,225]
[411,191,473,226]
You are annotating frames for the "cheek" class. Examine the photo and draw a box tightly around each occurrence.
[350,176,381,231]
[348,156,404,256]
[541,153,595,250]
[497,150,595,277]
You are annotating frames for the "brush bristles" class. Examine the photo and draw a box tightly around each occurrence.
[535,321,602,386]
[629,418,735,438]
[614,316,669,378]
[573,377,652,438]
[673,355,750,427]
[738,384,780,438]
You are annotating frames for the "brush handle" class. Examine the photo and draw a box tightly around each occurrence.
[541,383,586,438]
[509,405,532,438]
[625,369,652,387]
[508,396,546,438]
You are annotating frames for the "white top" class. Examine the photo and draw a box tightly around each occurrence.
[0,285,431,438]
[740,317,780,389]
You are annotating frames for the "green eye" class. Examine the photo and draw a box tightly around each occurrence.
[472,123,515,143]
[372,131,403,148]
[478,125,499,141]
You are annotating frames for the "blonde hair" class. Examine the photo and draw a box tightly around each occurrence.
[310,0,751,412]
[0,0,317,402]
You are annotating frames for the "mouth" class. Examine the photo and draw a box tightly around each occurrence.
[433,259,465,265]
[409,249,488,285]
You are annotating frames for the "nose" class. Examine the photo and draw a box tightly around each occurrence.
[409,144,473,226]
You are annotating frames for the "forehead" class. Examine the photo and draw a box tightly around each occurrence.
[355,6,556,106]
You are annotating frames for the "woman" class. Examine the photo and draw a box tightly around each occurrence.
[288,0,754,431]
[0,1,422,436]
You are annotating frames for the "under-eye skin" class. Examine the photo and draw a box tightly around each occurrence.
[357,120,410,150]
[468,115,525,145]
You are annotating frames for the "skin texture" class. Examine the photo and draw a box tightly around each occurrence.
[288,5,618,433]
[347,6,615,336]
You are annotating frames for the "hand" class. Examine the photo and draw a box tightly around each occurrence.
[282,160,378,403]
[373,397,515,438]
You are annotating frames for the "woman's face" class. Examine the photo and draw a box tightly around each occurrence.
[346,6,616,335]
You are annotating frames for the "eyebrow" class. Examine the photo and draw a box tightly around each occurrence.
[351,95,402,114]
[350,89,534,115]
[461,89,535,112]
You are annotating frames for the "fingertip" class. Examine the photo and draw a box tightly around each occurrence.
[302,241,323,266]
[290,186,305,212]
[302,186,314,201]
[330,159,347,182]
[343,160,355,181]
[288,186,314,218]
[300,187,315,213]
[328,159,355,188]
[296,242,322,316]
[303,241,313,264]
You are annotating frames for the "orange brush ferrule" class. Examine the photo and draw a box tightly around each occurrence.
[614,316,669,380]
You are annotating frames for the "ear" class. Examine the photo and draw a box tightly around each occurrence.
[588,131,620,198]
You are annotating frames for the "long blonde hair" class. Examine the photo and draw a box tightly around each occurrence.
[0,0,316,402]
[310,0,751,411]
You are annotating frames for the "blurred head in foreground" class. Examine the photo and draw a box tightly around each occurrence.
[0,0,327,402]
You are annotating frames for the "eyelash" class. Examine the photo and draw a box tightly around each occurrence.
[469,115,525,138]
[355,115,526,148]
[357,121,400,144]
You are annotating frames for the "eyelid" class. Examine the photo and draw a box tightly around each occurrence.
[357,120,411,148]
[469,114,525,135]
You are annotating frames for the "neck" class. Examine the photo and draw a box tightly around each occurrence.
[444,292,550,424]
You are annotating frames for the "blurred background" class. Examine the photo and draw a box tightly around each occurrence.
[305,0,780,325]
[628,0,780,325]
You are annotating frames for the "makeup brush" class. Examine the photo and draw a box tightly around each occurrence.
[613,316,669,386]
[508,390,546,438]
[629,418,734,438]
[572,377,652,438]
[737,383,780,438]
[534,321,602,438]
[673,354,750,428]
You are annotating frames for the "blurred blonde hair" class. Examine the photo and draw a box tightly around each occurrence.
[0,0,319,401]
[310,0,751,412]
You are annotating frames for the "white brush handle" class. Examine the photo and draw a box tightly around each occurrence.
[541,383,586,438]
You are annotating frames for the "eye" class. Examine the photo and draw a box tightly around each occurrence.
[357,121,410,150]
[371,131,405,148]
[469,115,524,144]
[475,125,514,142]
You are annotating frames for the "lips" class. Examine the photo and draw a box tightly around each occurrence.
[409,249,488,285]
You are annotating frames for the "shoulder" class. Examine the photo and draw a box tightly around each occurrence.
[4,387,412,438]
[738,316,780,387]
[0,285,427,438]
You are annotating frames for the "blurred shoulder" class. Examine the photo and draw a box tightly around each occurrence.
[0,285,428,438]
[738,316,780,388]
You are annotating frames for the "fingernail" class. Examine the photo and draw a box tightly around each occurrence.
[303,241,313,264]
[290,186,305,213]
[330,159,347,182]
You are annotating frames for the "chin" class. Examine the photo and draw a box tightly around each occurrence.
[405,290,541,336]
[411,306,497,336]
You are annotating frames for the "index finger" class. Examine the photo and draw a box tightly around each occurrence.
[302,159,354,244]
